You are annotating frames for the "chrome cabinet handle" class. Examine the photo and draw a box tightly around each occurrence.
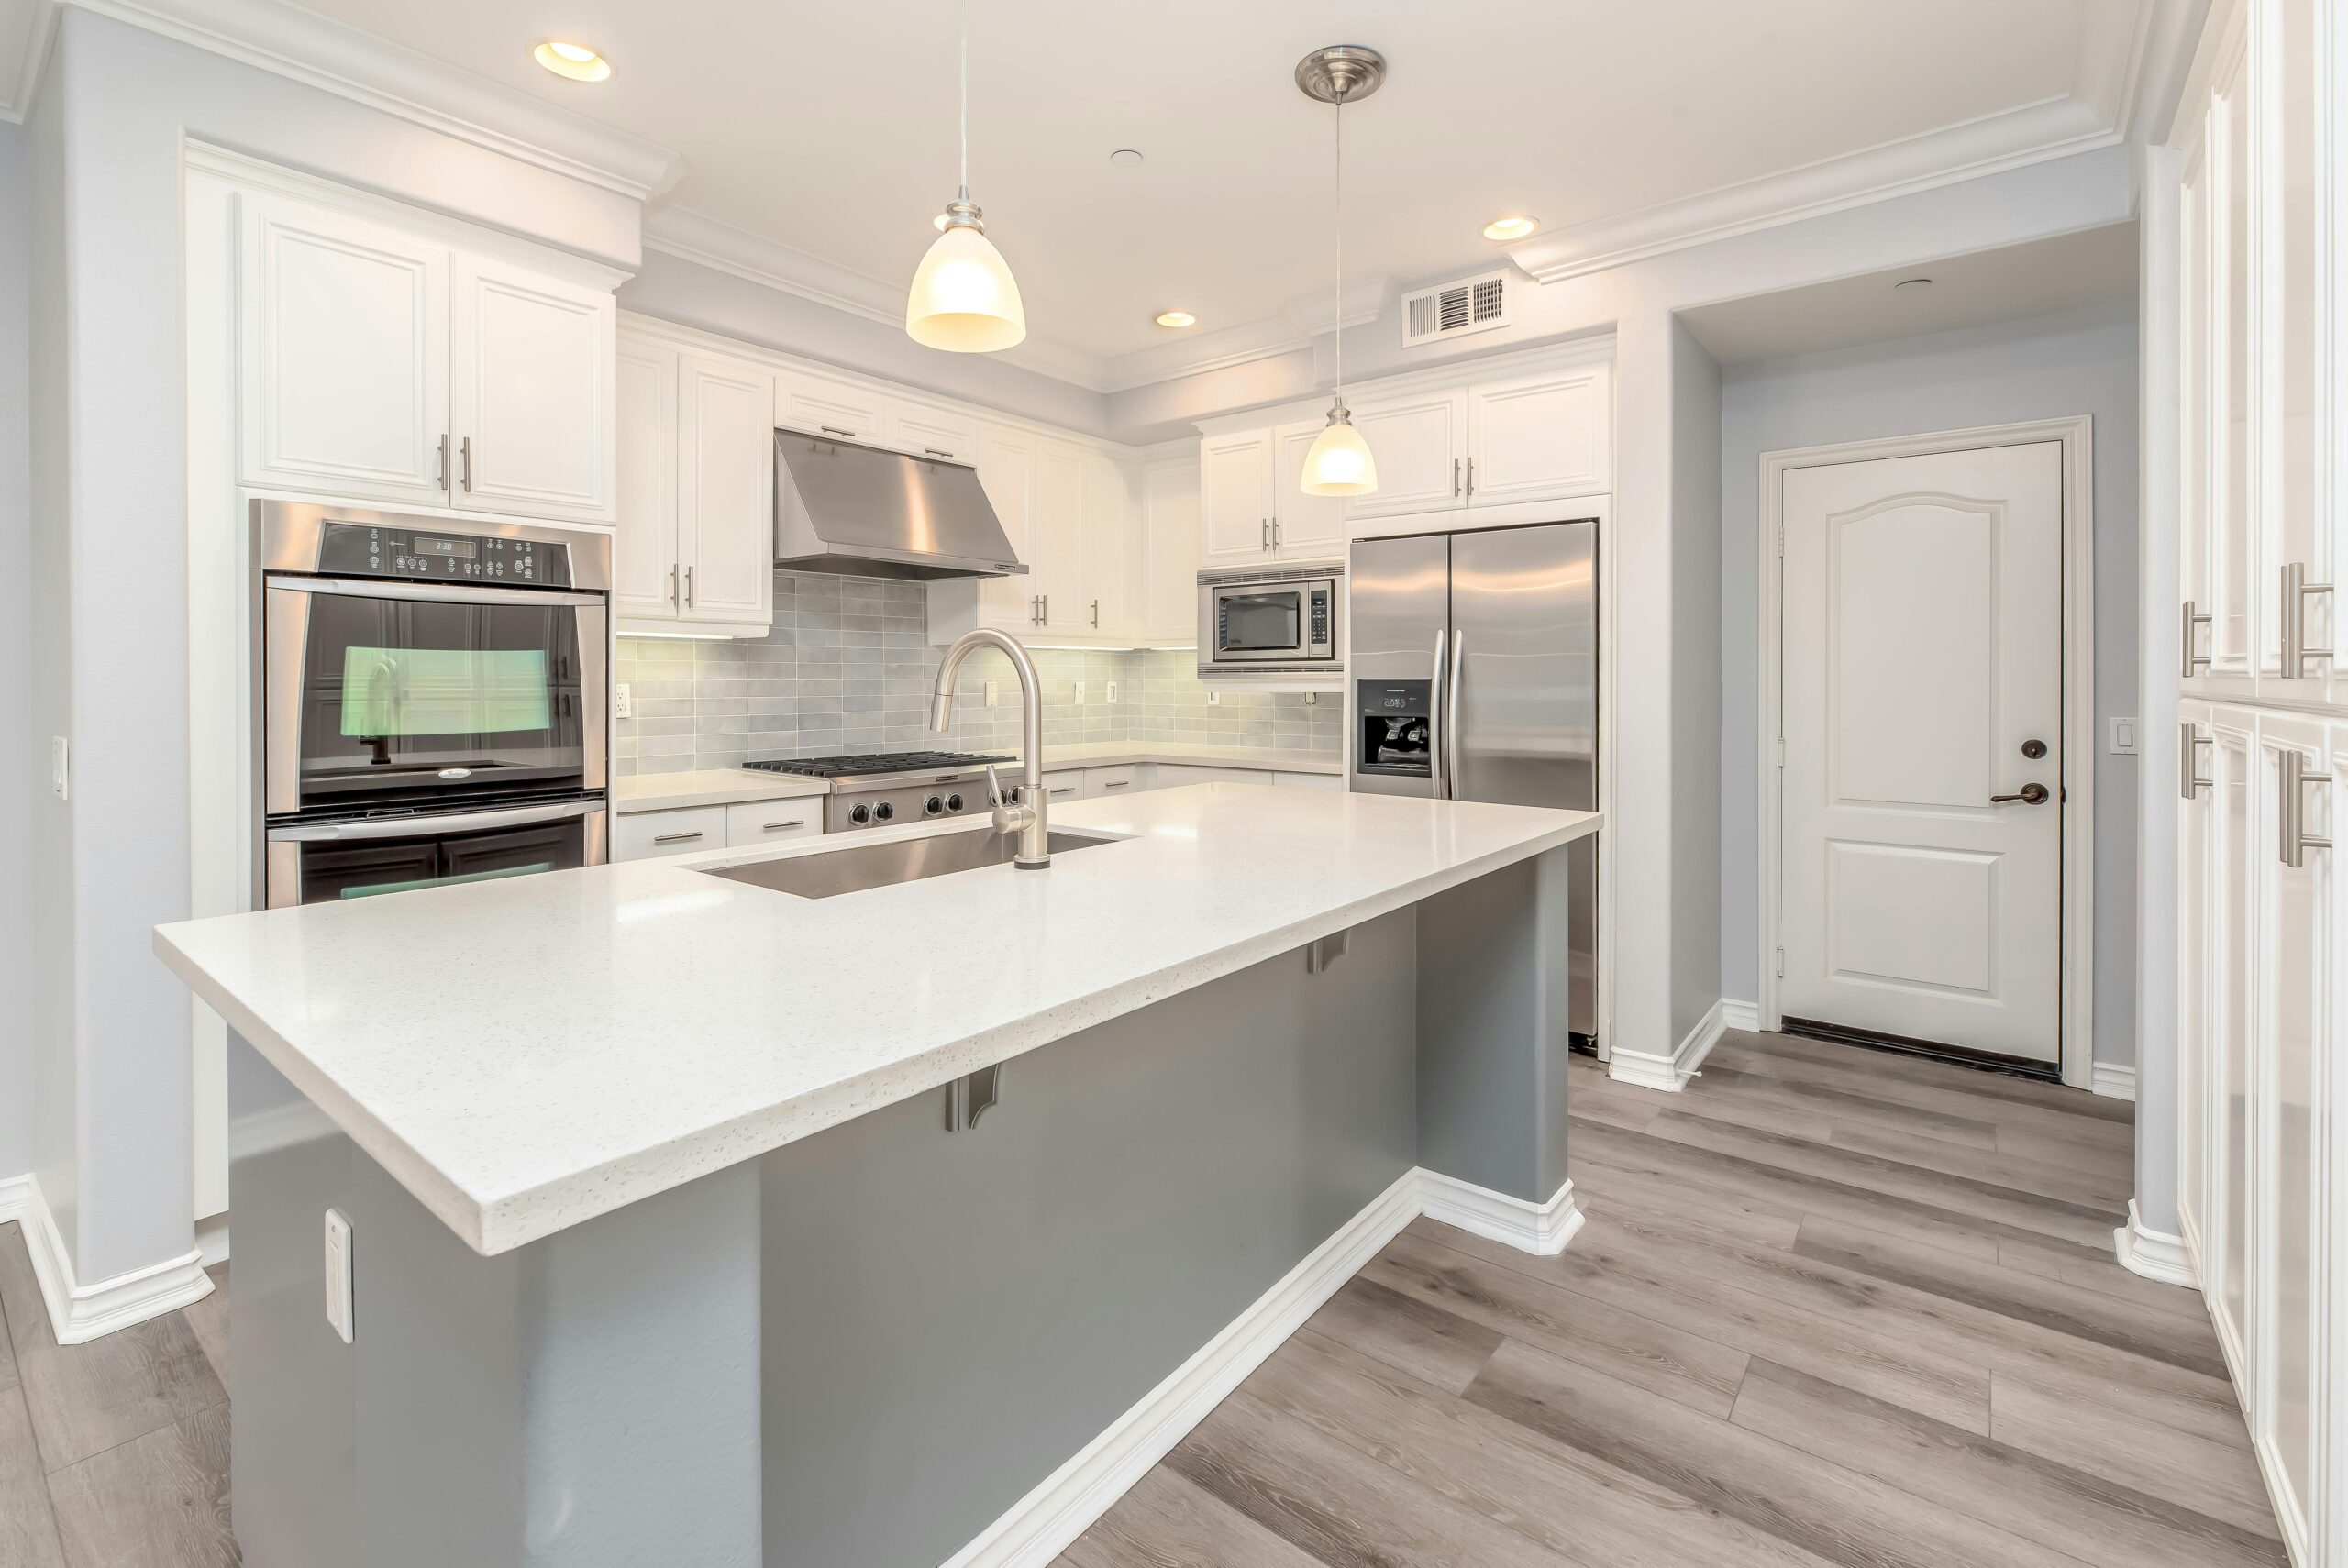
[1989,783,2051,805]
[1047,784,1078,797]
[2182,600,2213,676]
[1261,518,1270,550]
[760,819,806,832]
[460,436,473,491]
[1466,457,1475,498]
[1453,458,1461,498]
[670,565,680,608]
[2180,722,2213,800]
[2280,562,2335,677]
[1091,598,1100,627]
[650,830,705,845]
[437,433,452,489]
[820,425,856,438]
[1102,779,1130,789]
[1040,594,1048,623]
[684,567,695,608]
[924,447,954,458]
[1427,629,1449,801]
[2280,751,2331,867]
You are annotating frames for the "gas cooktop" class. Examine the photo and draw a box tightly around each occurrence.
[745,751,1017,832]
[743,751,1011,783]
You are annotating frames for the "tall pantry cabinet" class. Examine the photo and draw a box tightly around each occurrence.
[2169,1,2345,1562]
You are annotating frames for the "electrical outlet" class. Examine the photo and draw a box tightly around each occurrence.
[1105,681,1120,704]
[2110,717,2140,756]
[50,737,68,801]
[1304,690,1317,705]
[1074,679,1086,704]
[985,679,1000,707]
[1208,690,1221,707]
[615,682,633,720]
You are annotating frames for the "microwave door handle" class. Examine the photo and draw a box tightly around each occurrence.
[1428,629,1448,801]
[267,799,602,842]
[1445,630,1465,801]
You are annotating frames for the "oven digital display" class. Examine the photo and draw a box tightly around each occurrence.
[410,535,478,558]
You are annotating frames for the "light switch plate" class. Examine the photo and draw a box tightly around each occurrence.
[1105,681,1120,704]
[615,681,633,720]
[323,1208,354,1344]
[1074,679,1086,704]
[985,679,999,707]
[1207,690,1221,707]
[50,737,68,801]
[2110,717,2140,756]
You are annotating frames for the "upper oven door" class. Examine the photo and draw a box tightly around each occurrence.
[1209,582,1310,662]
[263,578,608,814]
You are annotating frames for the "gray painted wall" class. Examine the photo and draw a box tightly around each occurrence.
[1670,320,1725,1043]
[0,122,31,1180]
[39,7,638,1283]
[1717,300,2142,1065]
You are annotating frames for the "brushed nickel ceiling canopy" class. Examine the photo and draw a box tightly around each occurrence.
[1294,44,1387,106]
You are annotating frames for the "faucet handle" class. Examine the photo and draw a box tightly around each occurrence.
[985,762,1007,808]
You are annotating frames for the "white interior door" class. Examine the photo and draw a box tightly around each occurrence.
[1778,441,2066,1063]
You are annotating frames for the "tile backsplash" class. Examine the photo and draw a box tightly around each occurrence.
[615,570,1344,776]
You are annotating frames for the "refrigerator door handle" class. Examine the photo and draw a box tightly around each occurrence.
[1428,629,1449,801]
[1445,630,1466,800]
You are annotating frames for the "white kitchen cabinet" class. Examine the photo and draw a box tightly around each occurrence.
[776,368,885,445]
[1077,451,1135,637]
[612,337,681,623]
[240,193,451,506]
[1038,769,1088,805]
[1271,421,1347,560]
[1147,764,1276,790]
[1140,459,1202,644]
[724,799,822,847]
[1030,442,1088,633]
[884,398,980,465]
[449,254,615,521]
[1272,770,1345,791]
[1086,765,1139,797]
[1467,363,1611,506]
[1202,430,1277,563]
[614,805,727,861]
[239,190,617,522]
[1343,388,1468,520]
[675,349,776,631]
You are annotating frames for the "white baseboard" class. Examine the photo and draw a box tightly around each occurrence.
[1720,999,1761,1032]
[2090,1061,2137,1101]
[942,1165,1581,1568]
[2,1173,215,1345]
[2113,1200,2196,1288]
[1607,998,1727,1093]
[194,1212,232,1269]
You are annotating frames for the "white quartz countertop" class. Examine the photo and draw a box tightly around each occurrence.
[155,786,1598,1256]
[614,745,1342,814]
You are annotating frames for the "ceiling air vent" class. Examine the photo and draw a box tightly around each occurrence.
[1401,271,1511,348]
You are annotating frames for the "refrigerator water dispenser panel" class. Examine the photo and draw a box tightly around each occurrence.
[1357,680,1434,777]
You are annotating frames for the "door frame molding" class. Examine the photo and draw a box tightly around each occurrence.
[1755,416,2097,1089]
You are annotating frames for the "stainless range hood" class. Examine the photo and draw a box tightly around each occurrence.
[773,429,1028,580]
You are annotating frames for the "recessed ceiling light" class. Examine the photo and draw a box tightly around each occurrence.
[1481,215,1538,242]
[1110,149,1146,168]
[533,40,612,82]
[1155,310,1198,328]
[1895,276,1934,291]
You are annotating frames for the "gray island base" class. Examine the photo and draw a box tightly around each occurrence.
[224,846,1579,1568]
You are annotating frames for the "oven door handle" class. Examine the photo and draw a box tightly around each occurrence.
[266,576,607,609]
[267,799,604,842]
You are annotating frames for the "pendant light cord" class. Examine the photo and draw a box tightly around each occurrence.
[958,2,969,200]
[1332,90,1343,404]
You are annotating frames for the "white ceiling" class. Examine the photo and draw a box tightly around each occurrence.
[261,0,2161,381]
[1678,222,2139,365]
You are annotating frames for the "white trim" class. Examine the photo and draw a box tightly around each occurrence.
[1607,998,1726,1093]
[3,1174,214,1345]
[941,1165,1580,1568]
[194,1212,231,1268]
[1756,416,2098,1090]
[0,0,57,122]
[45,0,681,197]
[1721,998,1762,1032]
[2113,1200,2197,1287]
[2090,1061,2138,1101]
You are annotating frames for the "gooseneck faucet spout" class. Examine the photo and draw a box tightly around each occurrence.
[929,628,1049,867]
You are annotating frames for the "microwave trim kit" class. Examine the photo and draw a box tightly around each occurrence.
[1196,561,1344,678]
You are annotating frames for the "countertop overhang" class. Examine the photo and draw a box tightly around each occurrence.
[155,786,1600,1255]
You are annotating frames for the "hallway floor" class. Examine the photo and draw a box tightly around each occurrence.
[0,1032,2277,1567]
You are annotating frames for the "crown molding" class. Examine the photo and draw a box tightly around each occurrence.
[2120,0,2211,146]
[1285,274,1394,338]
[1502,94,2118,285]
[0,0,56,121]
[22,0,682,196]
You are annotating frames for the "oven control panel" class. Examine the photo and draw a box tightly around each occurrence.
[316,523,574,587]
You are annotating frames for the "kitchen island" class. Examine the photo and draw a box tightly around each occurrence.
[155,784,1599,1568]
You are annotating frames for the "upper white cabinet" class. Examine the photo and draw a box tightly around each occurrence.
[1467,363,1611,505]
[612,337,680,623]
[1202,430,1277,564]
[1270,421,1346,559]
[240,194,450,506]
[674,351,777,631]
[1140,458,1203,644]
[1076,450,1135,636]
[885,399,980,465]
[776,369,885,445]
[967,424,1039,632]
[239,191,616,524]
[1343,388,1469,520]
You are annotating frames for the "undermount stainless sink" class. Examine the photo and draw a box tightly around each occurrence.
[698,828,1118,900]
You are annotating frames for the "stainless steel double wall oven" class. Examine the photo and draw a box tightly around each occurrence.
[253,502,612,908]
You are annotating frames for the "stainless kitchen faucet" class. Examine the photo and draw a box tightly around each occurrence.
[928,628,1049,867]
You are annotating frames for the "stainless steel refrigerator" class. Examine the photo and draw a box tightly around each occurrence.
[1351,520,1600,1043]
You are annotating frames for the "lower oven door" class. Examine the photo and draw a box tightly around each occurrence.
[264,799,607,908]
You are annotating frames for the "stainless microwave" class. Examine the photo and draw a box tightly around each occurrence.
[1197,564,1343,676]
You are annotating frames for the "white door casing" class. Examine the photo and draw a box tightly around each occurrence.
[1775,439,2068,1065]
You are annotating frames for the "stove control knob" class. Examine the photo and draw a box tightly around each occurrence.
[872,801,895,822]
[847,803,871,826]
[945,793,965,812]
[923,794,944,816]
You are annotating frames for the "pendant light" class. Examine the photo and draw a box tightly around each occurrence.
[1295,45,1385,497]
[906,5,1027,353]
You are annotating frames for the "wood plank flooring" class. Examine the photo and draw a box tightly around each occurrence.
[0,1031,2276,1568]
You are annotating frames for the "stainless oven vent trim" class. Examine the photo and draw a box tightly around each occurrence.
[1197,562,1348,587]
[249,499,614,591]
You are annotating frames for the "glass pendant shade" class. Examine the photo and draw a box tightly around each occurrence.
[1299,410,1378,496]
[905,219,1026,353]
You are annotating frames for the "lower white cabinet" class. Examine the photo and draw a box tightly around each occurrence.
[1087,765,1139,797]
[1146,764,1276,790]
[725,800,821,847]
[1272,770,1345,791]
[1038,770,1088,805]
[614,806,728,861]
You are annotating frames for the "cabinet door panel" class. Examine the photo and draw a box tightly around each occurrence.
[1344,390,1468,520]
[450,256,615,520]
[1272,421,1346,559]
[240,194,449,503]
[2262,0,2333,705]
[613,337,680,623]
[975,425,1038,629]
[1468,363,1611,506]
[2212,39,2257,679]
[1141,459,1202,644]
[885,399,980,464]
[1032,442,1086,630]
[1079,451,1134,636]
[1201,432,1274,563]
[677,352,775,629]
[2207,711,2256,1368]
[776,370,884,444]
[2178,702,2214,1253]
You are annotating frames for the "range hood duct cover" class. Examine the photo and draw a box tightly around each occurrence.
[772,429,1028,581]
